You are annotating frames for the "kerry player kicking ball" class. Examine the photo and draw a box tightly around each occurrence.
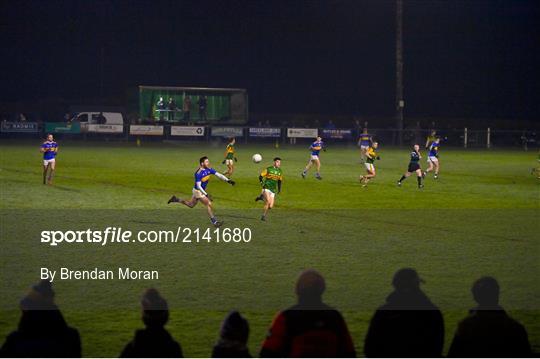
[255,157,283,221]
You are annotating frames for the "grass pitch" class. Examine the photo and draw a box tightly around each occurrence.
[0,139,539,356]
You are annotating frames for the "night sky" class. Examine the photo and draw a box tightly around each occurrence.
[1,0,539,118]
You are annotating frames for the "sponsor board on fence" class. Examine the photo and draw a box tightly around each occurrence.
[129,125,164,136]
[44,122,81,134]
[287,128,318,138]
[321,129,353,139]
[248,127,281,138]
[86,124,124,134]
[211,127,244,137]
[1,121,39,133]
[170,126,205,136]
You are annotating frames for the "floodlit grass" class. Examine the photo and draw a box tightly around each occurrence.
[1,140,539,356]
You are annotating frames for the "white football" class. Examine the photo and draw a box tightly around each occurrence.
[252,153,262,163]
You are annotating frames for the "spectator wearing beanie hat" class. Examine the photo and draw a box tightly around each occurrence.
[0,279,81,357]
[212,311,251,357]
[120,288,183,358]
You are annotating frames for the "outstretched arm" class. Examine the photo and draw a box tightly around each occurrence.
[214,172,235,185]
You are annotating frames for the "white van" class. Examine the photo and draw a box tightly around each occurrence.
[72,112,124,125]
[71,112,124,133]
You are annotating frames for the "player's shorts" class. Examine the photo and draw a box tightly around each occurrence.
[310,155,319,161]
[43,158,56,166]
[427,156,439,163]
[408,163,421,172]
[364,163,375,172]
[263,188,276,198]
[225,159,234,165]
[192,188,207,199]
[360,145,369,151]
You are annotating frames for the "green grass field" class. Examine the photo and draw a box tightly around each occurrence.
[1,139,539,357]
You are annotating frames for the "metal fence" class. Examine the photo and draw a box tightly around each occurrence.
[1,121,538,149]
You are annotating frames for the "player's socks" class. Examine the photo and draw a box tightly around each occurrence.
[417,176,423,188]
[301,171,306,179]
[255,194,264,202]
[260,215,266,221]
[315,172,322,180]
[47,171,54,185]
[167,195,179,204]
[43,173,47,185]
[211,217,223,227]
[399,175,406,182]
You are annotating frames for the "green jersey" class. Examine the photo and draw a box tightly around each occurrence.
[260,166,283,193]
[225,143,235,159]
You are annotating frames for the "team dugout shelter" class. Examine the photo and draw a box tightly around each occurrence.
[139,86,248,124]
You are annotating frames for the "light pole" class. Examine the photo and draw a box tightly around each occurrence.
[396,0,404,146]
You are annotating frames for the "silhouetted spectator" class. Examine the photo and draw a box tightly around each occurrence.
[157,97,165,121]
[212,311,251,357]
[167,98,177,121]
[364,268,444,357]
[0,280,81,357]
[120,288,183,358]
[325,120,336,129]
[183,96,192,122]
[198,95,208,121]
[96,112,106,124]
[353,119,362,136]
[260,269,356,357]
[448,277,531,357]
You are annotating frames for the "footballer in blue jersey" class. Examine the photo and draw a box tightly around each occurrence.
[357,128,373,162]
[397,144,424,188]
[167,156,235,227]
[302,136,325,180]
[425,137,440,179]
[40,134,58,185]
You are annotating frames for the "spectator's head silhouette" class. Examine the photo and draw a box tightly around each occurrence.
[295,269,326,304]
[392,268,424,291]
[472,276,500,307]
[20,279,55,310]
[219,311,249,344]
[141,288,169,328]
